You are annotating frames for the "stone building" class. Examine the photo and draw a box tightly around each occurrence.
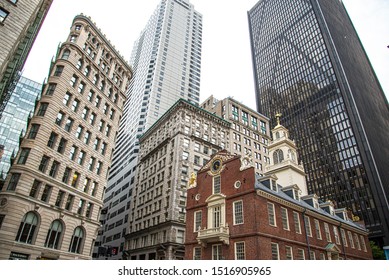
[201,95,271,176]
[0,14,132,260]
[123,99,230,260]
[185,122,372,260]
[0,0,53,118]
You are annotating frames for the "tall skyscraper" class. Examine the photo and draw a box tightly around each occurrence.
[0,76,42,175]
[98,0,202,259]
[248,0,389,247]
[0,15,132,260]
[0,0,53,118]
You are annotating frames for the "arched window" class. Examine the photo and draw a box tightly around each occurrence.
[275,132,280,139]
[15,212,38,244]
[61,49,70,60]
[69,226,84,254]
[76,59,83,70]
[273,149,284,164]
[44,220,63,249]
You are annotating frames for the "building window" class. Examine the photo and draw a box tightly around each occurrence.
[194,211,202,232]
[354,233,361,250]
[213,175,221,194]
[64,118,73,132]
[69,145,78,160]
[0,7,9,23]
[77,199,85,215]
[310,251,316,260]
[55,111,65,126]
[15,212,38,244]
[304,216,312,237]
[360,235,367,252]
[69,226,84,254]
[273,149,284,164]
[193,247,201,260]
[89,113,96,125]
[62,167,71,184]
[53,65,64,76]
[85,202,93,218]
[47,132,58,148]
[84,131,91,144]
[212,244,222,260]
[233,201,244,225]
[211,205,221,228]
[77,150,85,165]
[314,219,322,240]
[91,181,98,197]
[55,190,65,207]
[57,137,68,154]
[297,248,305,260]
[293,212,301,234]
[61,49,70,60]
[7,173,21,191]
[17,148,30,164]
[37,103,48,116]
[71,172,80,188]
[235,242,245,260]
[44,220,63,249]
[324,223,331,242]
[96,161,102,175]
[65,195,74,211]
[267,202,276,226]
[27,124,40,139]
[319,253,326,260]
[334,226,340,245]
[29,180,41,198]
[281,207,289,230]
[285,246,293,260]
[63,92,72,106]
[38,155,50,173]
[340,229,348,247]
[71,99,79,112]
[78,82,85,94]
[46,83,56,95]
[70,75,78,87]
[49,161,60,178]
[40,185,52,202]
[271,243,279,260]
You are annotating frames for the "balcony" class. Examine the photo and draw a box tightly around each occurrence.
[196,226,229,246]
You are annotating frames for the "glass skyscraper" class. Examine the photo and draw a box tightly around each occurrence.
[98,0,202,259]
[0,76,41,175]
[248,0,389,247]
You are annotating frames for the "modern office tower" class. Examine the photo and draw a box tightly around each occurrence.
[0,15,132,260]
[99,0,202,258]
[0,76,42,175]
[123,99,230,260]
[248,0,389,246]
[201,95,271,175]
[0,0,53,119]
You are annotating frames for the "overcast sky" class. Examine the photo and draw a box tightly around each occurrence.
[23,0,389,111]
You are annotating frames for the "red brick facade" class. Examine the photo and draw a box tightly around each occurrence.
[185,151,372,260]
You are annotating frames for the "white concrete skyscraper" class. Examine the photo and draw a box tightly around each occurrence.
[96,0,202,259]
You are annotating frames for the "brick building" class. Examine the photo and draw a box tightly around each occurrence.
[185,122,372,260]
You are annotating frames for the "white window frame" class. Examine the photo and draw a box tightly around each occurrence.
[213,175,221,194]
[293,211,301,234]
[233,200,244,225]
[212,244,222,260]
[193,247,201,260]
[234,242,245,260]
[324,223,331,242]
[304,216,312,237]
[281,207,289,230]
[285,246,293,260]
[194,211,202,232]
[314,219,322,240]
[271,243,279,260]
[267,202,276,227]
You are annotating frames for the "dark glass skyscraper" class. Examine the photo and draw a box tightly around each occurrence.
[248,0,389,246]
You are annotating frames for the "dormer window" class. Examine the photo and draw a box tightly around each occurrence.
[271,179,277,192]
[293,189,300,201]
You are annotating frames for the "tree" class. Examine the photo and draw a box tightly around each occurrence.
[370,241,385,260]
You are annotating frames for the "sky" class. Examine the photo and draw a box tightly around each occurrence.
[22,0,389,111]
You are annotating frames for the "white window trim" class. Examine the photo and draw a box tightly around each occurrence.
[234,241,245,260]
[233,200,244,225]
[267,202,276,227]
[281,207,289,230]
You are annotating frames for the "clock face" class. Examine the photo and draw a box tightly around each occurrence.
[211,159,222,173]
